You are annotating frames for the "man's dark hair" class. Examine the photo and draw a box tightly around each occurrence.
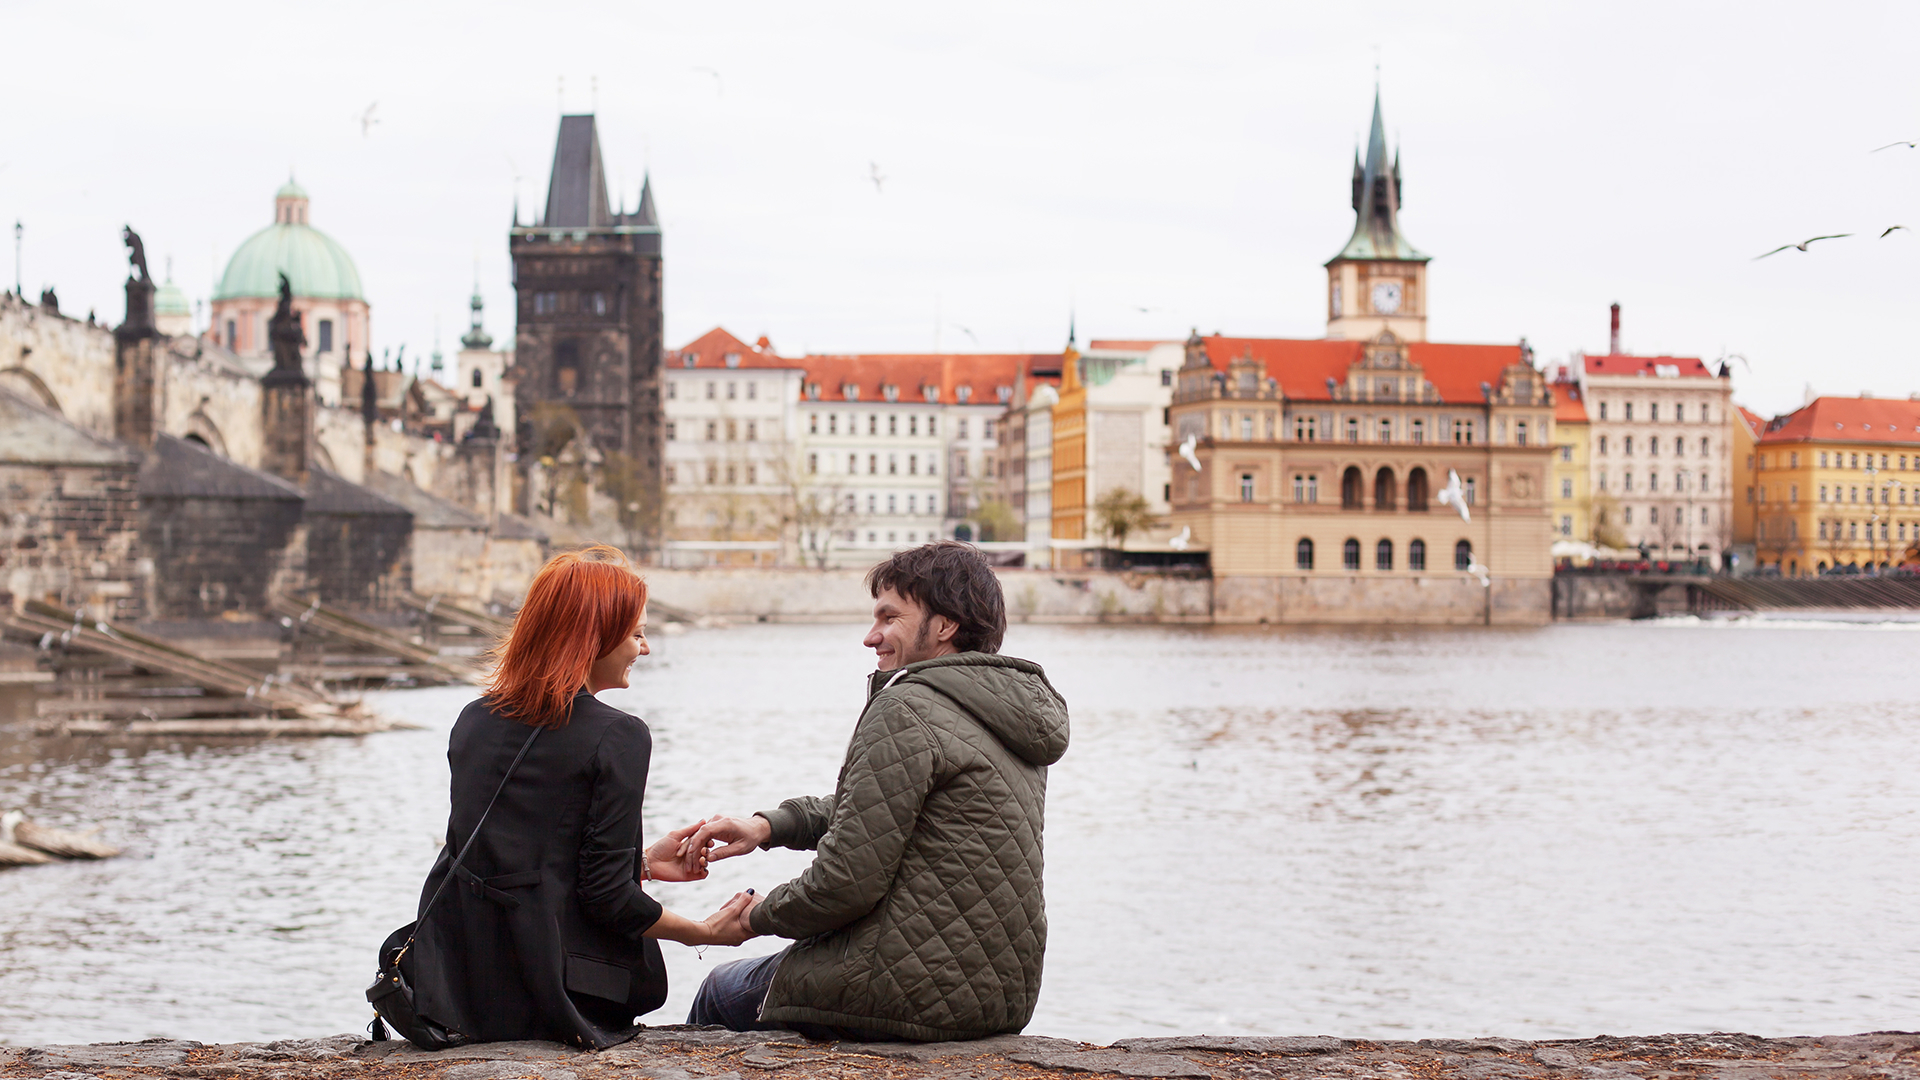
[866,540,1006,654]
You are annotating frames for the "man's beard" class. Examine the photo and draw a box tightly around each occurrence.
[909,616,937,663]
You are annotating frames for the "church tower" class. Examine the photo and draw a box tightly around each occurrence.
[508,114,665,549]
[1325,87,1430,342]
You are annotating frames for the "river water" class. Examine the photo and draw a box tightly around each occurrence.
[2,619,1918,1046]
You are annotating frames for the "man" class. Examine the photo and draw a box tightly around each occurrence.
[682,541,1070,1041]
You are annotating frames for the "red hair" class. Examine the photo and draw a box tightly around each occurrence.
[484,545,647,728]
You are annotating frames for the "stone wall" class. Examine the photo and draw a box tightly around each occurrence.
[0,460,144,622]
[0,293,115,432]
[141,496,305,619]
[641,566,1213,622]
[1215,573,1551,625]
[305,512,412,608]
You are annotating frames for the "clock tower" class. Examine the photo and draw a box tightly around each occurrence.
[1326,87,1430,342]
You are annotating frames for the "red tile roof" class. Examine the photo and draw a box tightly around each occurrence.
[796,353,1063,406]
[1759,396,1920,446]
[671,327,801,369]
[1200,336,1526,403]
[1553,381,1588,423]
[1735,405,1766,438]
[1583,353,1714,378]
[1085,339,1171,351]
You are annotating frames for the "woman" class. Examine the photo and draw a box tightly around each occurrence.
[402,545,751,1049]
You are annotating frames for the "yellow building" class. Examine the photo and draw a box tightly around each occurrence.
[1730,405,1763,560]
[1049,336,1088,564]
[1751,395,1920,574]
[1550,380,1591,548]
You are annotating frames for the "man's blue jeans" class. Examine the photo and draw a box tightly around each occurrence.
[687,947,901,1042]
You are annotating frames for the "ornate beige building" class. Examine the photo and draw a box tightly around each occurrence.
[1165,89,1554,624]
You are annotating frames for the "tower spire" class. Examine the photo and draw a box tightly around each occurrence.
[1330,83,1426,263]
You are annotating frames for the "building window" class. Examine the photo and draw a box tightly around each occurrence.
[1649,505,1659,524]
[666,464,677,485]
[1376,538,1394,571]
[1240,473,1255,503]
[1297,538,1314,570]
[726,382,737,400]
[1560,514,1572,535]
[869,415,879,435]
[665,421,677,441]
[1516,421,1528,447]
[1409,539,1427,571]
[807,452,818,475]
[1790,484,1798,502]
[1625,403,1634,421]
[225,319,237,349]
[705,382,716,400]
[533,292,558,315]
[316,319,334,353]
[1624,506,1633,524]
[890,454,900,475]
[472,368,484,388]
[1343,538,1361,571]
[705,462,718,484]
[1346,418,1360,443]
[809,414,819,435]
[910,416,920,437]
[1599,402,1608,420]
[1293,475,1305,502]
[726,420,738,441]
[1819,452,1828,467]
[1819,520,1828,540]
[909,454,919,475]
[1559,445,1572,462]
[1561,478,1573,499]
[1454,539,1473,571]
[909,494,918,514]
[705,420,717,441]
[1453,419,1475,444]
[1818,484,1827,502]
[1674,403,1684,422]
[1307,475,1318,502]
[590,292,607,315]
[1625,472,1634,492]
[1295,416,1318,441]
[1407,468,1429,510]
[1379,418,1393,443]
[829,414,838,435]
[1650,403,1659,422]
[1464,477,1477,505]
[1673,436,1683,456]
[1342,467,1364,509]
[869,454,878,474]
[1790,452,1799,468]
[747,382,758,400]
[1411,418,1425,444]
[984,419,995,440]
[1239,416,1253,441]
[747,421,758,441]
[887,494,898,514]
[1599,435,1608,455]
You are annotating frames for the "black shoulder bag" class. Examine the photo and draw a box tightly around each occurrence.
[366,723,542,1049]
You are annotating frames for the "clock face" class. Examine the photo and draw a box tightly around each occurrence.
[1370,280,1403,315]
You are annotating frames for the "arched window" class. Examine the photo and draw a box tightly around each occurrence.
[1343,538,1361,571]
[1341,466,1364,509]
[1376,538,1394,571]
[1407,467,1430,511]
[1374,467,1397,511]
[1296,537,1314,570]
[1454,539,1473,571]
[1409,538,1427,571]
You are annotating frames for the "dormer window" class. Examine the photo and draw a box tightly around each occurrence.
[998,385,1013,403]
[923,385,940,403]
[956,385,972,403]
[883,384,899,402]
[843,383,859,401]
[805,382,820,400]
[682,353,697,368]
[725,353,741,369]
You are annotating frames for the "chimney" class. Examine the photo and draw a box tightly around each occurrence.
[1609,303,1621,355]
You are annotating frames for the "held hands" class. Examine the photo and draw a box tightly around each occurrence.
[647,820,711,882]
[680,814,774,864]
[698,890,764,947]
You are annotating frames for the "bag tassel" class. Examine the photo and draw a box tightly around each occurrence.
[368,1015,389,1042]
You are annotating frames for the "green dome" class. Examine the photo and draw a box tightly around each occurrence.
[155,278,190,316]
[277,178,309,200]
[215,220,363,302]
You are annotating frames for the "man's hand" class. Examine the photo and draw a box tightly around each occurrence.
[647,820,710,882]
[698,890,764,947]
[681,814,773,864]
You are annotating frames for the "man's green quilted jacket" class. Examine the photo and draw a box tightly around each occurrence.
[748,652,1070,1041]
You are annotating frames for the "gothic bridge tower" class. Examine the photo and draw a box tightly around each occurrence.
[1325,87,1431,342]
[509,114,664,548]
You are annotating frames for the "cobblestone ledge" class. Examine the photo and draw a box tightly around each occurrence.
[3,1029,1916,1080]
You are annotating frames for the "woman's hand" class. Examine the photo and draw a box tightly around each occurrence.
[647,821,710,882]
[697,890,764,947]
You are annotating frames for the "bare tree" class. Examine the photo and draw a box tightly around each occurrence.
[527,402,591,523]
[771,451,856,569]
[1094,486,1155,551]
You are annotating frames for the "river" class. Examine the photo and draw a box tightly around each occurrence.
[2,619,1917,1046]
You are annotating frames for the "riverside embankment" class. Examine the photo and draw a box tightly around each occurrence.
[644,568,1212,623]
[6,1029,1917,1080]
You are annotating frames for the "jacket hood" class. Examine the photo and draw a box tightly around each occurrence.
[869,653,1069,767]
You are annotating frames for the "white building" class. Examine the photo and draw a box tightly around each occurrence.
[663,328,805,566]
[1578,347,1734,558]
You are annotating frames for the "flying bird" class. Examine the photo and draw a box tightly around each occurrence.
[1436,468,1471,523]
[691,67,723,96]
[1754,234,1852,259]
[358,102,380,138]
[949,323,978,345]
[1465,560,1492,588]
[1177,433,1202,472]
[1168,525,1192,551]
[1872,141,1916,152]
[869,161,886,194]
[1882,225,1909,238]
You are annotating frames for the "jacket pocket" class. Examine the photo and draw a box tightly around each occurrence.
[565,953,632,1003]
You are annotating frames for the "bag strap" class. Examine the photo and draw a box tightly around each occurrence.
[394,722,543,964]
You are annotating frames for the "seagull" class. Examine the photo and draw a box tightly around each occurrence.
[869,161,885,194]
[692,67,723,96]
[2,811,119,859]
[1754,234,1852,259]
[1872,141,1916,152]
[1169,525,1192,551]
[949,323,978,345]
[358,102,380,138]
[1466,560,1492,588]
[1882,225,1909,238]
[1177,433,1201,472]
[1435,468,1471,523]
[0,814,53,867]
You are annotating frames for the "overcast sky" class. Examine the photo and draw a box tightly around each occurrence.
[2,1,1913,417]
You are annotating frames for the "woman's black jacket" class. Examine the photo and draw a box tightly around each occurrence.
[403,690,666,1049]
